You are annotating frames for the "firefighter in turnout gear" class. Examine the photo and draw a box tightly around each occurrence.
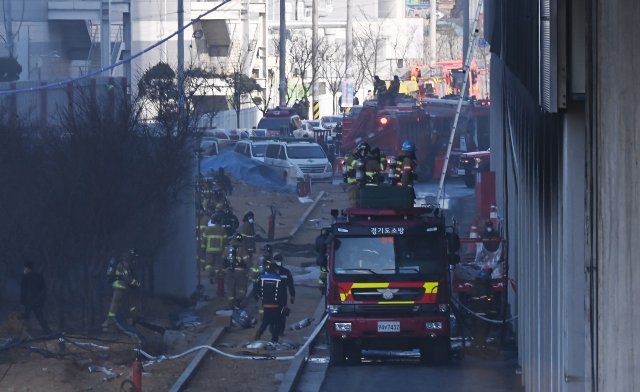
[102,249,141,330]
[239,211,257,259]
[203,212,228,296]
[196,212,210,275]
[364,147,385,185]
[224,233,251,309]
[396,139,418,187]
[344,142,369,206]
[254,258,285,342]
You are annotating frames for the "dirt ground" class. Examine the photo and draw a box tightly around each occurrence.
[0,176,348,392]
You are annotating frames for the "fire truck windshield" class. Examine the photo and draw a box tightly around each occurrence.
[333,234,441,277]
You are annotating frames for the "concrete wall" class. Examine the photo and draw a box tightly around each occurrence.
[593,0,640,388]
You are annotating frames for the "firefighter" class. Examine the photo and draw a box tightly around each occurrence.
[211,187,231,214]
[365,147,385,185]
[373,75,388,105]
[215,167,233,196]
[20,261,52,335]
[388,75,401,106]
[273,253,295,337]
[262,244,274,261]
[239,211,257,260]
[254,257,285,342]
[343,152,359,207]
[395,139,418,187]
[203,212,228,296]
[315,228,330,294]
[102,249,141,330]
[196,211,210,276]
[224,233,251,309]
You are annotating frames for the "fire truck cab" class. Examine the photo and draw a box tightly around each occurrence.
[325,187,460,365]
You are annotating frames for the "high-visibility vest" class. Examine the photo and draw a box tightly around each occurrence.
[204,225,227,253]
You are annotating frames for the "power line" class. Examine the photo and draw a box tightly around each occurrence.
[0,0,232,96]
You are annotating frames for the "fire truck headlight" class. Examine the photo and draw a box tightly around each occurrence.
[425,322,443,330]
[328,305,339,314]
[335,323,352,332]
[438,304,449,313]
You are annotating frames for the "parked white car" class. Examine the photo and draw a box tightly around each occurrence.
[233,140,269,162]
[263,140,333,183]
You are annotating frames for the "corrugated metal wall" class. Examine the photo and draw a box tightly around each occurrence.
[489,0,588,390]
[491,0,640,389]
[592,0,640,389]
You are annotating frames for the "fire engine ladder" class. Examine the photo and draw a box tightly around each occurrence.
[435,0,484,205]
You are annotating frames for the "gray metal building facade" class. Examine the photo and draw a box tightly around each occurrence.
[487,0,640,390]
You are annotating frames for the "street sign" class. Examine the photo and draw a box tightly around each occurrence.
[341,79,355,108]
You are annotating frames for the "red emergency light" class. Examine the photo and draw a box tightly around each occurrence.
[379,117,389,126]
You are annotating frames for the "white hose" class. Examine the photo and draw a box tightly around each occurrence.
[137,314,328,366]
[450,297,518,324]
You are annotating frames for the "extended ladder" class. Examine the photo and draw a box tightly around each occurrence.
[435,0,484,205]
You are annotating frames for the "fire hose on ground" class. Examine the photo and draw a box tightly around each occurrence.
[450,297,518,324]
[135,314,328,366]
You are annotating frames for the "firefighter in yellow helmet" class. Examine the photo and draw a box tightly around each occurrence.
[102,249,141,331]
[224,232,252,309]
[202,212,228,297]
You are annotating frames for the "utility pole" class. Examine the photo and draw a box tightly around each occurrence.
[278,0,287,107]
[4,0,14,57]
[429,0,437,66]
[178,0,186,126]
[101,0,111,75]
[311,0,318,119]
[345,0,352,78]
[242,0,250,74]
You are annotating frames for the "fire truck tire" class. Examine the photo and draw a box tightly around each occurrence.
[329,339,346,365]
[420,339,451,365]
[345,343,362,365]
[464,174,475,188]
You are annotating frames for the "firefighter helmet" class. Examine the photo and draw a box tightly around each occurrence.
[263,244,273,253]
[243,211,254,222]
[355,141,370,157]
[401,140,416,152]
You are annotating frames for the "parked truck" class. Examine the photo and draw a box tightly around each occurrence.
[325,187,460,365]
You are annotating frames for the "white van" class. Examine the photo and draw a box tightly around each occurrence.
[233,140,269,162]
[263,141,333,183]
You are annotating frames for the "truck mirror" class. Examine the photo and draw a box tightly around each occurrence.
[446,232,461,253]
[448,254,460,265]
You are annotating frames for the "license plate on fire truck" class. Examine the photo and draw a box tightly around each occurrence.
[377,321,400,333]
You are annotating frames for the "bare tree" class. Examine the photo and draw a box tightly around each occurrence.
[353,12,387,88]
[286,30,315,104]
[319,40,347,114]
[253,68,278,114]
[217,47,263,127]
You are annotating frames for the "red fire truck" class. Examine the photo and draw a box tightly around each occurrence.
[325,187,461,365]
[341,99,436,180]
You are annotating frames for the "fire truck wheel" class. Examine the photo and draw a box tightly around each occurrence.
[329,338,346,365]
[345,343,362,365]
[464,173,475,188]
[420,338,451,365]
